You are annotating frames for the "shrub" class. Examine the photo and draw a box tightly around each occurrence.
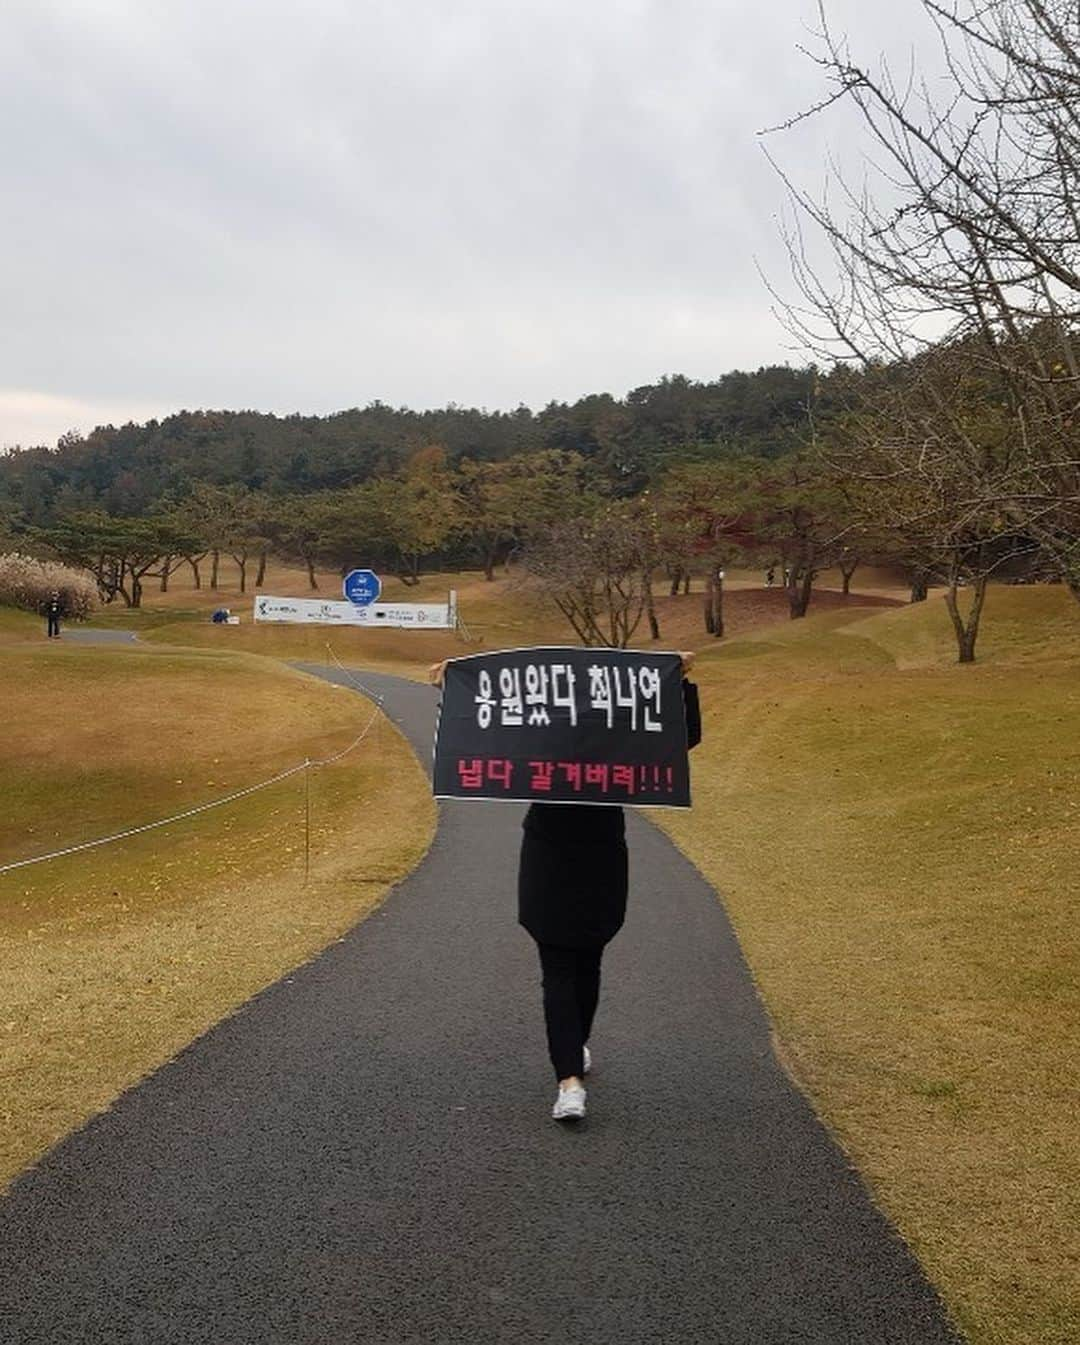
[0,553,97,621]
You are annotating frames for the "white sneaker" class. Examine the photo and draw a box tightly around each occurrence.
[552,1082,586,1122]
[583,1045,592,1075]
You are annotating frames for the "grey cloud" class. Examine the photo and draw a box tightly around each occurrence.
[0,0,934,443]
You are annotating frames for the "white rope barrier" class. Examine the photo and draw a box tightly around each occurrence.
[323,642,385,705]
[0,673,382,877]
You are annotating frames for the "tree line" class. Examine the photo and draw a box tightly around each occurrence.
[2,350,1076,666]
[0,365,818,527]
[12,407,1072,667]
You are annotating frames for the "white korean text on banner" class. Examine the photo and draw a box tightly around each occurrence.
[433,646,690,809]
[253,594,454,628]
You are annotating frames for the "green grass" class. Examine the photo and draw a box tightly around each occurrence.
[656,585,1080,1345]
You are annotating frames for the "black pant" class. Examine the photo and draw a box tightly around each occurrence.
[47,614,60,637]
[536,942,603,1081]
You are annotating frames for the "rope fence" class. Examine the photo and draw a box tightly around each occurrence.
[0,647,384,878]
[323,642,387,701]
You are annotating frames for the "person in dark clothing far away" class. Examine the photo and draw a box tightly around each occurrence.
[44,590,62,638]
[430,650,701,1123]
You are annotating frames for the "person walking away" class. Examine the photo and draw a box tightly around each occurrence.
[44,590,62,638]
[429,651,701,1124]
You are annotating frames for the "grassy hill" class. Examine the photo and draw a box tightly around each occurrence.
[0,638,434,1190]
[6,558,1077,1343]
[657,585,1080,1345]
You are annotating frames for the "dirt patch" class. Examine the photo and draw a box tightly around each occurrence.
[650,585,902,646]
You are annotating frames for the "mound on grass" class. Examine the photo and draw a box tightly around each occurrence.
[656,586,1080,1345]
[0,641,434,1190]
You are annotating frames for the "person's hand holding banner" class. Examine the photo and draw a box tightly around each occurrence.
[432,646,693,808]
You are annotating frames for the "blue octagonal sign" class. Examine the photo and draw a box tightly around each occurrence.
[343,568,382,606]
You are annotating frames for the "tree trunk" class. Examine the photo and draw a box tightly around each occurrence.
[186,554,202,589]
[117,559,134,607]
[683,572,691,595]
[669,566,683,597]
[210,549,220,589]
[787,565,813,618]
[131,573,143,608]
[398,554,421,586]
[554,596,603,647]
[644,570,660,640]
[236,556,247,594]
[159,555,172,593]
[483,544,497,581]
[701,565,724,636]
[255,548,267,587]
[944,574,988,664]
[304,552,318,590]
[909,567,928,603]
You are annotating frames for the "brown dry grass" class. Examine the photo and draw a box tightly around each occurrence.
[0,642,435,1189]
[655,585,1080,1345]
[0,606,38,646]
[11,555,1075,1345]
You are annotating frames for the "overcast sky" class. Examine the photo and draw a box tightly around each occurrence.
[0,0,936,449]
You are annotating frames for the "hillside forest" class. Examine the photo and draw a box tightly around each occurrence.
[0,352,1077,667]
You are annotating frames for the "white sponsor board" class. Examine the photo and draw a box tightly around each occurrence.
[254,593,455,629]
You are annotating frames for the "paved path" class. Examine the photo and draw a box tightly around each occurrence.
[0,665,962,1344]
[52,627,139,644]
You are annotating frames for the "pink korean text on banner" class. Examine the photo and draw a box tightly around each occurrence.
[432,646,691,809]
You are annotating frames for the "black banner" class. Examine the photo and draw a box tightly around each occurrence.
[433,646,691,808]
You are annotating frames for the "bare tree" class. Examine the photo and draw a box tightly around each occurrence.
[765,0,1080,612]
[820,344,1041,659]
[520,505,658,648]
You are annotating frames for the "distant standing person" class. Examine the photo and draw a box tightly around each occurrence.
[44,590,62,639]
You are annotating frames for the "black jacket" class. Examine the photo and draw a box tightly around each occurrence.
[517,679,701,949]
